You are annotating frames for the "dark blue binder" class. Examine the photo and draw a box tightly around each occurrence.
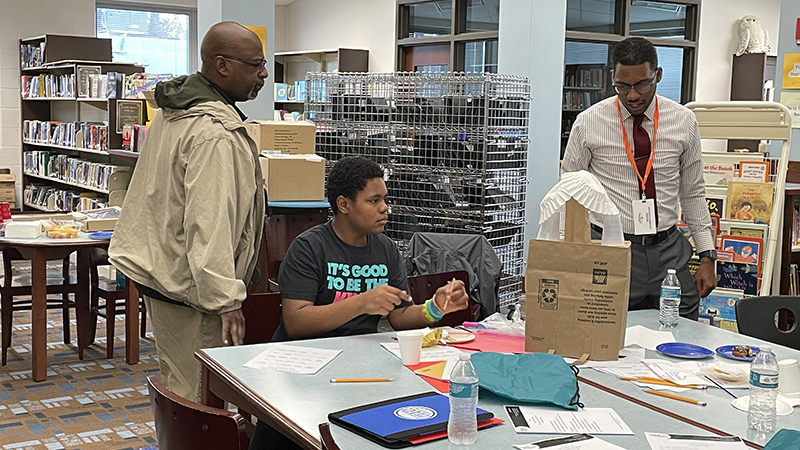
[328,392,493,448]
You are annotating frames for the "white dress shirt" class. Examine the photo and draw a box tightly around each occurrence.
[561,94,714,253]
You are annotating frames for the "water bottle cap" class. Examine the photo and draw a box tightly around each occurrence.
[760,345,771,352]
[667,269,676,274]
[458,352,471,361]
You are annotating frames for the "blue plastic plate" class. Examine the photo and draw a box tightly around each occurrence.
[656,342,714,359]
[89,231,113,240]
[715,345,760,362]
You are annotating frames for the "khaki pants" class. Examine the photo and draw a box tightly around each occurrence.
[144,296,223,402]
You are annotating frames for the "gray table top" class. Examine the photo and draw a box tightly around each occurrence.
[580,309,800,447]
[201,309,779,449]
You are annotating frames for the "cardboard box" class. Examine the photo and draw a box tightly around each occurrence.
[246,120,316,154]
[259,154,325,201]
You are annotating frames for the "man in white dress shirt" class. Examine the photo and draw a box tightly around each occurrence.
[562,37,716,319]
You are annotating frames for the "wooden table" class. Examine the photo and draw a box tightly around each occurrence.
[0,235,139,381]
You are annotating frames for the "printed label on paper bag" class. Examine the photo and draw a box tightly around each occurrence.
[539,279,559,310]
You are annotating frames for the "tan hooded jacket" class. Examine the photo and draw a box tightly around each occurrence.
[108,74,264,314]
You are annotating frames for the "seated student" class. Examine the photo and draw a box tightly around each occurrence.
[248,156,469,450]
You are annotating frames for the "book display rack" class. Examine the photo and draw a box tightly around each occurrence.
[18,35,145,213]
[305,71,529,307]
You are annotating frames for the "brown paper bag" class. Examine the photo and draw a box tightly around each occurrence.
[525,199,631,361]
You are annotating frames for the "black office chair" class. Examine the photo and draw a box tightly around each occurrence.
[735,296,800,351]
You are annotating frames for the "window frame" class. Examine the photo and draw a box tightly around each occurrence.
[565,0,701,102]
[396,0,499,72]
[95,0,198,75]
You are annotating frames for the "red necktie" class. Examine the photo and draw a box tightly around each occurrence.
[633,114,657,226]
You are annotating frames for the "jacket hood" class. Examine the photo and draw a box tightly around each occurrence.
[155,73,226,110]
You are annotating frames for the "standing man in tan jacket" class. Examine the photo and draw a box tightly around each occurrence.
[109,21,267,401]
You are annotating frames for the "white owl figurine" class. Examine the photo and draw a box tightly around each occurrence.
[736,15,769,56]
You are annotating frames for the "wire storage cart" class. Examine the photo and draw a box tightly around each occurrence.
[304,72,530,307]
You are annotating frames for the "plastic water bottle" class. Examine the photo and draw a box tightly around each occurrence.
[448,352,479,445]
[659,269,681,328]
[748,345,779,432]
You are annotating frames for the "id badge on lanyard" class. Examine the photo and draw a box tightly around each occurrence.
[616,98,659,235]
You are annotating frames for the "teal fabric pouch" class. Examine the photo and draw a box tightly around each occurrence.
[763,429,800,449]
[470,352,582,410]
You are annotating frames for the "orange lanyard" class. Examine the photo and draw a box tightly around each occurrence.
[616,97,659,199]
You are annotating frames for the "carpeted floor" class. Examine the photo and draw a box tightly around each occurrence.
[1,261,160,450]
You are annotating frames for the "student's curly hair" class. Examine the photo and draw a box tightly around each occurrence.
[327,156,383,215]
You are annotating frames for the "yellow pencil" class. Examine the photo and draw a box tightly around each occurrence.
[620,377,707,389]
[329,378,394,383]
[646,389,707,406]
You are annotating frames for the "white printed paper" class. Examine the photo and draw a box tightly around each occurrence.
[380,342,463,363]
[624,325,675,350]
[644,361,710,386]
[514,434,626,450]
[505,405,634,435]
[645,433,748,449]
[243,344,342,374]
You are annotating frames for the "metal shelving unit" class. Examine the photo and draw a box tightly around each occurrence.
[305,71,530,306]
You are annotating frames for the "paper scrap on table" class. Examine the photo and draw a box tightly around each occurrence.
[592,360,660,379]
[243,344,342,374]
[565,345,646,367]
[504,405,634,435]
[575,345,647,367]
[644,361,710,387]
[675,361,750,389]
[413,359,457,380]
[590,360,690,392]
[514,433,626,450]
[625,325,675,350]
[645,432,748,449]
[381,342,462,363]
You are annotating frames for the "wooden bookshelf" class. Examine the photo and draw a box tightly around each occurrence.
[19,34,144,212]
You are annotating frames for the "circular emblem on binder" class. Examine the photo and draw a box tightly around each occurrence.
[393,406,437,420]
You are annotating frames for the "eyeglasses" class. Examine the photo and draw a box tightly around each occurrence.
[612,73,657,95]
[218,55,268,71]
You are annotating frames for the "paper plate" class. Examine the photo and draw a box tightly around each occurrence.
[656,342,714,359]
[89,231,113,240]
[731,395,794,416]
[716,345,760,362]
[442,328,475,344]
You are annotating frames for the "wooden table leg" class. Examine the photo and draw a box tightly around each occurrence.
[201,364,225,408]
[76,249,91,360]
[30,252,48,382]
[124,280,139,364]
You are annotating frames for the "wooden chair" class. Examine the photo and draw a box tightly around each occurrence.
[319,422,341,450]
[241,292,282,345]
[735,296,800,351]
[147,375,249,450]
[407,270,479,327]
[88,248,146,358]
[1,248,75,365]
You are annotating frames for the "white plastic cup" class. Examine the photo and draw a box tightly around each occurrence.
[396,330,425,365]
[778,359,800,397]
